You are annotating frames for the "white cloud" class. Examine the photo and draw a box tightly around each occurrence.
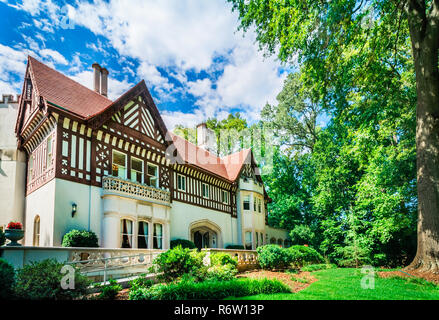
[3,0,289,126]
[40,48,68,65]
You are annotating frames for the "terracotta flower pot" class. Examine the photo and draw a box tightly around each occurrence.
[5,229,24,246]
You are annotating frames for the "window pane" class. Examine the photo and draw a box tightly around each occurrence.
[121,219,133,248]
[147,164,157,176]
[113,152,126,166]
[138,221,148,249]
[131,158,143,171]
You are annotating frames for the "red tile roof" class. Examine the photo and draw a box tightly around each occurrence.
[169,132,252,182]
[28,56,112,118]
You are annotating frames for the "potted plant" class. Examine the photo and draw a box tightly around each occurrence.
[5,221,24,246]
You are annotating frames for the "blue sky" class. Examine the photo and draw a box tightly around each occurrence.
[0,0,290,129]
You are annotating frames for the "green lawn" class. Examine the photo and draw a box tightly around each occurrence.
[230,268,439,300]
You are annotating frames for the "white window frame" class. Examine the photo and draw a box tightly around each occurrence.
[120,218,134,248]
[221,190,229,204]
[137,220,149,249]
[243,195,250,211]
[153,223,163,249]
[147,163,159,188]
[177,174,186,191]
[112,150,127,179]
[130,156,144,184]
[202,183,209,199]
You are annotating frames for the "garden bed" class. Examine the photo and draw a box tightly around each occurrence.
[378,269,439,284]
[237,270,317,292]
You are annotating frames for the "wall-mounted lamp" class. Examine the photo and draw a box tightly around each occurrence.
[71,203,77,217]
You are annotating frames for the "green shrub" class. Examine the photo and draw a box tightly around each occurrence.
[170,239,196,249]
[287,245,324,267]
[0,258,15,299]
[210,252,238,268]
[129,278,290,300]
[256,245,291,270]
[149,246,206,282]
[0,229,5,246]
[205,264,238,282]
[62,229,99,248]
[301,264,337,272]
[97,279,122,300]
[130,274,154,290]
[225,245,245,250]
[14,259,90,300]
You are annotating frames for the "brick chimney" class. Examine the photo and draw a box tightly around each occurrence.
[100,67,109,97]
[92,63,101,93]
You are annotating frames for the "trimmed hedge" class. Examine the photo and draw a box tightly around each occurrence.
[129,278,291,300]
[62,229,99,248]
[257,245,324,270]
[0,258,15,299]
[256,244,291,270]
[170,239,196,249]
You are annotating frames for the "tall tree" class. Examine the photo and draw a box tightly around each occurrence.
[229,0,439,272]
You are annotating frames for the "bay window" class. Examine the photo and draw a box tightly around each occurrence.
[138,221,149,249]
[120,219,133,248]
[153,223,163,249]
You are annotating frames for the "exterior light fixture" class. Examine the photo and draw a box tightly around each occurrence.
[71,203,77,217]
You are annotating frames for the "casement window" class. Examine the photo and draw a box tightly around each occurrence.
[131,157,144,184]
[255,232,259,247]
[138,221,149,249]
[146,163,158,188]
[33,215,40,247]
[258,199,262,213]
[243,195,250,210]
[46,137,52,168]
[253,198,257,211]
[177,174,186,191]
[221,190,229,204]
[153,223,163,249]
[120,219,133,248]
[202,183,209,199]
[245,231,252,250]
[112,150,127,179]
[260,232,264,246]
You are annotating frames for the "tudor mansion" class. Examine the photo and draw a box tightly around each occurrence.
[0,57,288,250]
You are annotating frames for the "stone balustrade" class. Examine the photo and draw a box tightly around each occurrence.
[202,248,259,272]
[102,176,171,205]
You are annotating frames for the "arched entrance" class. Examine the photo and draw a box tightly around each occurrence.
[189,219,222,250]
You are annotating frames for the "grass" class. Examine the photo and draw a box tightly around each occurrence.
[229,268,439,300]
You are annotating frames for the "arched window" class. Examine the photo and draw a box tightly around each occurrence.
[270,237,276,244]
[120,219,133,248]
[138,221,149,249]
[33,215,40,246]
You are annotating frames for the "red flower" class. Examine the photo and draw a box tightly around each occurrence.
[304,244,309,247]
[7,221,23,230]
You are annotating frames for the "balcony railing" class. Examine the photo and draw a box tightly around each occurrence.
[102,176,171,205]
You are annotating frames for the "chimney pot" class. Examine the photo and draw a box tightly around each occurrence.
[196,123,215,152]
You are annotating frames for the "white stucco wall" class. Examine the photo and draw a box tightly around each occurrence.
[266,225,290,245]
[0,100,26,231]
[53,179,103,246]
[170,200,238,248]
[24,179,56,246]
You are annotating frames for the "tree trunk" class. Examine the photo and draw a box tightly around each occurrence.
[406,5,439,271]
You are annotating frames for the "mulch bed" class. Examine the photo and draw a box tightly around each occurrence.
[377,269,439,284]
[237,270,317,293]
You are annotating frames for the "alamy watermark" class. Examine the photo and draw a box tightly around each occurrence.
[360,265,375,289]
